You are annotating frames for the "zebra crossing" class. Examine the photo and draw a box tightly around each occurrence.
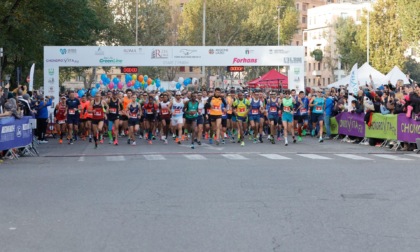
[76,153,420,162]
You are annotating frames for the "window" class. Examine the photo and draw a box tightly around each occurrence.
[302,16,307,24]
[323,78,325,86]
[318,62,321,70]
[303,32,308,41]
[328,78,330,84]
[308,78,311,84]
[303,4,307,11]
[305,46,308,56]
[308,63,311,71]
[296,41,299,46]
[296,3,299,10]
[180,66,185,72]
[189,67,194,72]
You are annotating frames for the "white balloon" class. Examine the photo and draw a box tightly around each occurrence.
[178,77,184,84]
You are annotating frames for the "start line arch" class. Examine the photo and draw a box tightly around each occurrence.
[44,46,304,102]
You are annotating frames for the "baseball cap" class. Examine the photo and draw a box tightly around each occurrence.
[175,91,182,95]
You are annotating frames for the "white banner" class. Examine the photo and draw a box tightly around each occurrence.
[29,63,35,91]
[349,63,358,95]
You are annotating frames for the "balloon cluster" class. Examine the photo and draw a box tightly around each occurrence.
[98,72,164,91]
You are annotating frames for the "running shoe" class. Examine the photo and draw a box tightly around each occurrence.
[59,139,63,144]
[127,138,131,145]
[175,137,180,143]
[259,135,263,143]
[241,141,245,147]
[297,136,302,142]
[100,139,104,144]
[152,135,156,140]
[253,138,258,144]
[302,129,307,136]
[114,139,118,145]
[221,139,225,144]
[177,140,181,145]
[190,144,194,149]
[138,135,143,139]
[164,139,168,144]
[311,129,315,137]
[319,138,324,143]
[293,137,296,143]
[271,138,275,144]
[209,138,213,144]
[89,137,92,143]
[181,135,185,141]
[148,140,152,145]
[132,141,136,146]
[69,139,74,145]
[285,140,288,146]
[94,142,98,149]
[197,141,201,146]
[205,133,209,139]
[215,140,220,146]
[109,139,113,144]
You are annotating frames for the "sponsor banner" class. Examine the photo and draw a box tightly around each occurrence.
[336,112,365,138]
[44,46,304,67]
[330,116,339,135]
[365,113,398,140]
[0,116,33,151]
[397,114,420,143]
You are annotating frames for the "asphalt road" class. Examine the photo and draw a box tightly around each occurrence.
[1,135,420,252]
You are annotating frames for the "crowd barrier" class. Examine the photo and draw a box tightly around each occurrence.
[330,112,420,143]
[0,116,34,152]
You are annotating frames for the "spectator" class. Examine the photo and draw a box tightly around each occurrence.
[409,83,420,120]
[324,90,335,139]
[18,94,34,117]
[0,83,10,113]
[35,94,53,143]
[0,98,22,119]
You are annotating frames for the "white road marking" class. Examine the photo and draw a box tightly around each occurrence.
[222,154,248,160]
[297,154,332,160]
[405,154,420,158]
[78,156,85,162]
[106,156,126,161]
[373,154,413,161]
[335,154,372,160]
[144,155,166,161]
[184,154,207,160]
[259,154,291,160]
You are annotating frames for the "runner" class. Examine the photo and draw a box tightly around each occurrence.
[107,90,121,145]
[184,92,199,149]
[196,92,205,145]
[201,90,210,140]
[85,94,93,142]
[89,92,107,148]
[232,91,250,146]
[143,93,158,144]
[310,89,325,143]
[296,91,309,142]
[159,93,171,144]
[170,91,184,144]
[266,92,280,144]
[78,95,90,141]
[248,90,264,144]
[282,89,296,146]
[54,95,67,144]
[121,89,133,137]
[258,90,267,143]
[127,93,141,145]
[66,91,81,144]
[205,88,227,145]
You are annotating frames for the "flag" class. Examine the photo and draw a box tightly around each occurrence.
[349,63,358,95]
[29,63,35,91]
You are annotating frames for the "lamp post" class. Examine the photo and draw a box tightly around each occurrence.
[202,0,206,90]
[277,6,284,72]
[0,47,3,85]
[367,10,370,65]
[135,0,139,45]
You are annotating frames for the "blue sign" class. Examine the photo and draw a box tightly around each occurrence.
[0,116,33,151]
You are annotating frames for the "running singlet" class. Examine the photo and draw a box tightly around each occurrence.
[221,103,228,119]
[108,99,119,117]
[171,99,184,118]
[144,102,157,115]
[198,101,205,115]
[233,99,250,117]
[66,98,80,116]
[123,96,131,111]
[267,98,279,116]
[159,101,171,119]
[84,101,93,119]
[312,97,325,114]
[92,101,105,120]
[56,103,67,122]
[208,96,225,116]
[79,101,89,119]
[282,98,294,114]
[226,96,233,115]
[300,97,309,115]
[185,101,199,119]
[249,99,261,116]
[129,103,140,118]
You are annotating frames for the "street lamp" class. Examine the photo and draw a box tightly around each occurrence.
[202,0,206,90]
[135,0,139,45]
[0,47,3,85]
[277,6,285,47]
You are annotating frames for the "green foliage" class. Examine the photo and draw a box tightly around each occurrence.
[404,57,420,82]
[397,0,420,47]
[311,49,323,62]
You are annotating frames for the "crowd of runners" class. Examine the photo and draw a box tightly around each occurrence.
[52,87,328,149]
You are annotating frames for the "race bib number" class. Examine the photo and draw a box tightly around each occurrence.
[301,108,307,113]
[174,109,181,115]
[239,108,246,113]
[213,105,221,111]
[58,120,65,124]
[130,113,137,118]
[94,111,102,116]
[198,108,203,114]
[161,108,169,115]
[251,109,259,115]
[284,107,291,112]
[146,109,153,114]
[109,108,117,114]
[270,107,277,113]
[315,106,323,111]
[68,109,75,115]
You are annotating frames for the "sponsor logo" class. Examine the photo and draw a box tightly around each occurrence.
[123,48,144,54]
[270,49,289,54]
[95,47,105,55]
[48,85,55,94]
[22,124,30,131]
[174,49,200,59]
[232,58,258,64]
[45,58,79,64]
[245,49,254,55]
[48,68,54,76]
[294,67,300,74]
[59,48,77,55]
[284,57,302,64]
[151,49,169,59]
[209,48,228,55]
[1,125,15,134]
[99,57,123,64]
[16,126,22,138]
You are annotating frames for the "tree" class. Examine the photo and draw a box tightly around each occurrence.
[404,57,420,82]
[397,0,420,48]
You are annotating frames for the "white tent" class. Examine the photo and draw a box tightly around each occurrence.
[385,66,410,85]
[328,62,387,89]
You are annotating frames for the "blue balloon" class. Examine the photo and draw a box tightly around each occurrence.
[159,87,165,92]
[113,77,119,85]
[134,80,141,89]
[176,82,181,90]
[91,88,98,96]
[184,78,191,86]
[95,83,100,89]
[104,78,111,85]
[101,74,107,81]
[125,74,132,82]
[77,90,85,97]
[156,82,161,88]
[144,75,149,82]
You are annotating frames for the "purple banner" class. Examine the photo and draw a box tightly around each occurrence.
[0,116,33,151]
[336,112,365,138]
[397,114,420,143]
